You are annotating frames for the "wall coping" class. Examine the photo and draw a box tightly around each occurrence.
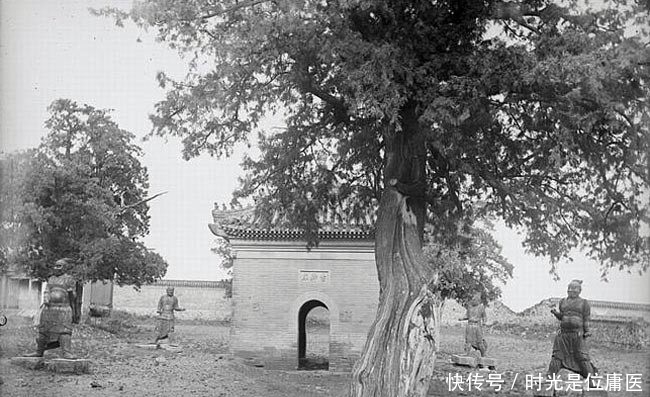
[544,297,650,312]
[145,279,229,289]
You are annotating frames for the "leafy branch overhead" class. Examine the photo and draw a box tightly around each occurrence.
[96,2,649,396]
[98,0,649,274]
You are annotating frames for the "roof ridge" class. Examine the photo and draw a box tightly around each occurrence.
[209,202,375,241]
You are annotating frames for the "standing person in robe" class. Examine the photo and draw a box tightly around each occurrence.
[153,286,185,345]
[548,280,598,379]
[23,258,77,359]
[458,291,488,357]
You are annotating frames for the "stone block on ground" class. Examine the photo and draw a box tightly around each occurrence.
[477,357,497,368]
[46,358,91,374]
[10,357,44,370]
[159,344,182,352]
[135,343,160,349]
[451,354,477,367]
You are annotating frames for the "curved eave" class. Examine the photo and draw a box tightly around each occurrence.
[208,224,374,241]
[208,223,230,240]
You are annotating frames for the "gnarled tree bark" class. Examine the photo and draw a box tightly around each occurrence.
[350,106,440,397]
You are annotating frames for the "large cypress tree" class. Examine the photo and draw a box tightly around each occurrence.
[97,1,648,395]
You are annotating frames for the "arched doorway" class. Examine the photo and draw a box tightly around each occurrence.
[298,299,330,370]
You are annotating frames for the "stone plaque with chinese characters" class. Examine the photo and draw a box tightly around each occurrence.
[299,270,330,284]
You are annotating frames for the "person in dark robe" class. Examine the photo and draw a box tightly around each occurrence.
[548,279,598,379]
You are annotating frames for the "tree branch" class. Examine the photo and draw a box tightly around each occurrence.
[491,1,541,35]
[119,191,168,214]
[303,83,349,124]
[200,0,272,20]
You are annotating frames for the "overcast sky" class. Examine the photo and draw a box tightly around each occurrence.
[1,0,648,311]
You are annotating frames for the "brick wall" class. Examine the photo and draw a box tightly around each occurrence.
[112,280,232,321]
[229,239,378,372]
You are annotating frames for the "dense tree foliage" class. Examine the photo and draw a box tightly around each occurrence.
[98,1,649,395]
[0,150,35,273]
[424,225,513,307]
[211,237,235,274]
[0,99,168,287]
[99,0,649,272]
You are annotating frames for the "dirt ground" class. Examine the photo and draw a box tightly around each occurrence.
[1,315,648,397]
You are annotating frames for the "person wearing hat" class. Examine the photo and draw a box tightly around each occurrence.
[547,279,598,380]
[23,258,77,359]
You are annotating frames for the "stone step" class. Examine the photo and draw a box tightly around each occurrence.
[46,358,91,374]
[135,343,160,349]
[10,357,90,374]
[134,343,181,352]
[159,344,182,352]
[10,357,45,370]
[477,357,497,368]
[451,355,477,367]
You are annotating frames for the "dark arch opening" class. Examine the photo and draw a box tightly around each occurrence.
[298,299,329,370]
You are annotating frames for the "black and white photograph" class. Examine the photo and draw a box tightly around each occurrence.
[0,1,648,396]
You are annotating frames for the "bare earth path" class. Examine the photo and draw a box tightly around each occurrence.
[1,316,648,396]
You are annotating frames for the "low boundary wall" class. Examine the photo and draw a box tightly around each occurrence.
[112,280,232,322]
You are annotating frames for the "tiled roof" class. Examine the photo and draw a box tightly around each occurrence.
[208,203,375,241]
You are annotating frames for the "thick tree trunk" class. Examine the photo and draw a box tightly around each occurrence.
[432,300,445,351]
[350,109,440,397]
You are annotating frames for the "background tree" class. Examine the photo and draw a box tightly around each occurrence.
[211,237,235,276]
[1,99,168,320]
[424,224,513,306]
[0,150,36,273]
[98,1,649,396]
[211,237,235,298]
[423,224,514,349]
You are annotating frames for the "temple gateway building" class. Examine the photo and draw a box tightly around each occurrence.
[209,203,650,372]
[209,204,378,371]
